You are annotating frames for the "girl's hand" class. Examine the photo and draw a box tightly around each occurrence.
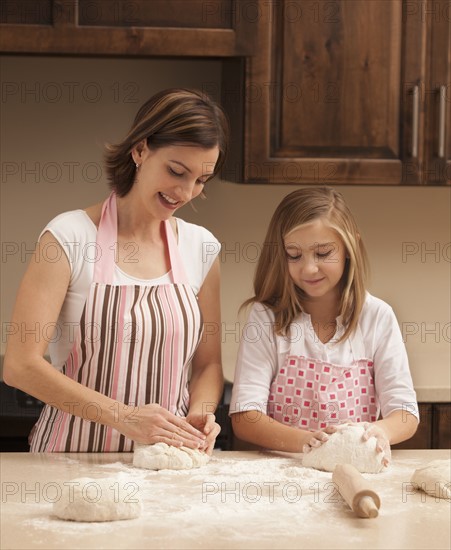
[119,403,207,449]
[337,421,391,467]
[185,412,221,455]
[302,425,338,454]
[360,422,391,467]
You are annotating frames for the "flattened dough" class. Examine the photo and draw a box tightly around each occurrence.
[53,477,142,522]
[302,425,385,474]
[411,459,451,500]
[133,442,210,471]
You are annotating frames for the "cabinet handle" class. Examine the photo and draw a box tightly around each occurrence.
[438,85,446,158]
[411,85,419,158]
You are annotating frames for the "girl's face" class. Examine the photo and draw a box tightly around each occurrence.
[132,143,219,219]
[284,218,348,302]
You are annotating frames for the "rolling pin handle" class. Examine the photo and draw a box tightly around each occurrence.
[332,464,381,520]
[358,496,379,519]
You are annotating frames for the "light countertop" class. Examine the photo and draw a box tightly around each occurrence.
[1,449,450,550]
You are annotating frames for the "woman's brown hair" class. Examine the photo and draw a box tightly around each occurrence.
[244,187,370,343]
[104,88,229,196]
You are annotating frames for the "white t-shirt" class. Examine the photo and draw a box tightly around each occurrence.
[40,209,220,369]
[230,293,419,421]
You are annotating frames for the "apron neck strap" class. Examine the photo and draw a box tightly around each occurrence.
[164,219,189,285]
[94,192,189,285]
[94,192,117,284]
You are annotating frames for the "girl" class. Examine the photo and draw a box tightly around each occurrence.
[4,88,229,454]
[229,187,418,465]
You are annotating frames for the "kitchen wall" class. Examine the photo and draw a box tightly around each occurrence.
[1,56,450,395]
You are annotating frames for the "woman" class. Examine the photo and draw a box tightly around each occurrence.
[4,88,229,454]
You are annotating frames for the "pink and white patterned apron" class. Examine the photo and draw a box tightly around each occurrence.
[30,192,202,452]
[268,322,378,430]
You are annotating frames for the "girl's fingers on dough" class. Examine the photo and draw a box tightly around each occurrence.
[381,449,391,467]
[375,437,388,453]
[315,431,330,443]
[374,435,391,466]
[383,444,392,465]
[303,429,332,455]
[324,426,338,434]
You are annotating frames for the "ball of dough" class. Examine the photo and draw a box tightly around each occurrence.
[411,459,451,500]
[53,477,142,522]
[133,442,210,470]
[302,425,385,474]
[180,445,211,468]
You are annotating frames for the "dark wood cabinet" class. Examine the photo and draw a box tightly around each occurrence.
[389,403,450,450]
[0,0,254,57]
[423,0,451,184]
[434,403,451,449]
[391,404,433,450]
[228,0,450,185]
[0,0,449,184]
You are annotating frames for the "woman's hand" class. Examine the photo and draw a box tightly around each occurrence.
[185,412,221,455]
[302,425,338,454]
[119,403,207,449]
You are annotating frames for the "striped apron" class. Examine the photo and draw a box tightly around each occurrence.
[29,192,203,452]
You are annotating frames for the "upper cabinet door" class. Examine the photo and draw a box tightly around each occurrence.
[1,0,448,185]
[422,0,451,185]
[0,0,254,56]
[237,0,449,185]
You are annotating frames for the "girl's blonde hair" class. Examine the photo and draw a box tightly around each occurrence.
[104,88,229,197]
[245,187,369,343]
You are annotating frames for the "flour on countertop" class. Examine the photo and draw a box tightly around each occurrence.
[17,453,434,544]
[50,456,81,465]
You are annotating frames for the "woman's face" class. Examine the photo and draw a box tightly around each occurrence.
[132,142,219,219]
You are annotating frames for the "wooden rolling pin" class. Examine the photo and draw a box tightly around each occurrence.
[332,464,381,518]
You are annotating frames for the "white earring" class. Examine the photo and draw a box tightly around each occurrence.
[135,163,139,169]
